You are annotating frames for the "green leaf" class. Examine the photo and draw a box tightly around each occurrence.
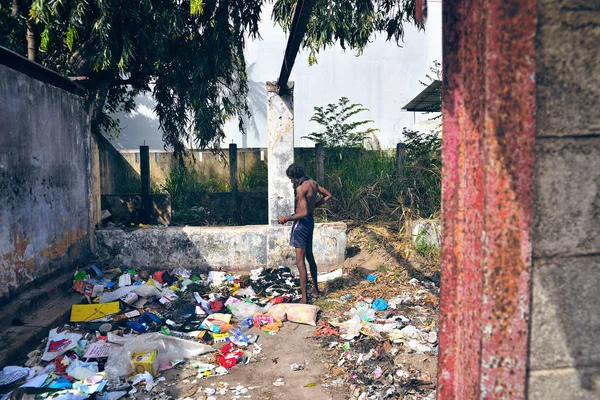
[65,26,77,52]
[40,28,50,51]
[190,0,203,16]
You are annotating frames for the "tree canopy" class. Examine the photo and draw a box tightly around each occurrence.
[272,0,423,65]
[0,0,421,151]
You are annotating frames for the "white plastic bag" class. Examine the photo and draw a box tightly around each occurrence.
[228,302,271,321]
[346,306,375,322]
[42,329,83,361]
[99,284,161,303]
[66,360,98,381]
[104,333,214,378]
[317,268,343,282]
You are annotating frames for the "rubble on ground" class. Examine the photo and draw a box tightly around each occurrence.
[0,265,314,400]
[0,247,440,400]
[314,266,440,400]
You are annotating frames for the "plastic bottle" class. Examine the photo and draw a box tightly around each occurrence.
[240,317,254,331]
[126,321,148,333]
[228,328,249,346]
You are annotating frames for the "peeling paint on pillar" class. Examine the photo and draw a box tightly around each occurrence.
[267,81,295,267]
[438,0,536,399]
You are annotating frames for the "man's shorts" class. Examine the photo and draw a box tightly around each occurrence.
[290,214,314,249]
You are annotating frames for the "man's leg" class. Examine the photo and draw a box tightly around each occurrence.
[295,247,308,304]
[306,245,320,297]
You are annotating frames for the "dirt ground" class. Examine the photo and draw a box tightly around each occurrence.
[147,323,345,400]
[131,225,440,400]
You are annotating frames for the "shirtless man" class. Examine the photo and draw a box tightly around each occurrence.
[278,164,332,304]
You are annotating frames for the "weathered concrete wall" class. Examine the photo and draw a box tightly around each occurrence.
[528,1,600,398]
[102,148,268,192]
[98,134,140,194]
[95,223,347,271]
[0,62,94,301]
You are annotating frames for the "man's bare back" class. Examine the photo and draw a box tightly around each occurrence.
[295,179,326,216]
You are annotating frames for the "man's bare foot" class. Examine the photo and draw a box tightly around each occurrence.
[299,298,308,304]
[311,289,321,298]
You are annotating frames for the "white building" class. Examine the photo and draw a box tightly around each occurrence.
[110,2,442,150]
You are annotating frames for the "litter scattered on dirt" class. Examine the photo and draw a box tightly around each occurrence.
[0,265,320,400]
[0,225,440,400]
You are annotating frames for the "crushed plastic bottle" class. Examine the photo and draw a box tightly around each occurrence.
[228,328,249,347]
[240,317,254,331]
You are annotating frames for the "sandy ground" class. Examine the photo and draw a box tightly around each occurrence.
[142,323,345,400]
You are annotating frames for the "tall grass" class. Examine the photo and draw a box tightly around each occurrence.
[318,129,441,223]
[239,161,268,192]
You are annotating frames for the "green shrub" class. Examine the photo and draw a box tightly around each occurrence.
[318,128,441,223]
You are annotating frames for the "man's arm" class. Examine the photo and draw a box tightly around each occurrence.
[278,186,309,224]
[315,184,332,207]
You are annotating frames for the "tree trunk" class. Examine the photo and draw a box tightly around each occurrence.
[12,0,37,61]
[87,78,113,137]
[25,21,37,61]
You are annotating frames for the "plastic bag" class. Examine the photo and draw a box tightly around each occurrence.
[228,302,270,321]
[104,333,214,378]
[99,285,161,303]
[66,360,98,381]
[346,306,375,322]
[42,329,83,361]
[332,315,362,340]
[372,298,388,311]
[317,268,343,283]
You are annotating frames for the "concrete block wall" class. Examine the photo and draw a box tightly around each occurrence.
[0,57,95,301]
[528,1,600,397]
[94,222,347,271]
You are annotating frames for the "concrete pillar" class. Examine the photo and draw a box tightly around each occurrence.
[140,145,151,224]
[395,142,405,179]
[266,81,294,226]
[266,82,295,268]
[315,143,325,183]
[437,0,536,398]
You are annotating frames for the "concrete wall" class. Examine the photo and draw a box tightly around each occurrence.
[0,60,95,301]
[98,134,141,194]
[101,146,374,194]
[528,1,600,398]
[101,148,267,193]
[95,223,347,271]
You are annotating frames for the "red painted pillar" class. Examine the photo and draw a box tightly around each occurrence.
[438,0,537,398]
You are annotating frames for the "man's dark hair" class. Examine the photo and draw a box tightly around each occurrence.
[286,164,305,179]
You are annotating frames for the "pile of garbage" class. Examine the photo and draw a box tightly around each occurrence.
[0,265,320,400]
[315,276,439,399]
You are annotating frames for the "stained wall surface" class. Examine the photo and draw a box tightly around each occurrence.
[0,62,94,301]
[528,1,600,398]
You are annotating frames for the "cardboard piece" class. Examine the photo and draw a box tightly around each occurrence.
[132,350,158,376]
[70,302,120,322]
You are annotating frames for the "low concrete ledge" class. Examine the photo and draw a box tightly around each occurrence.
[95,222,347,271]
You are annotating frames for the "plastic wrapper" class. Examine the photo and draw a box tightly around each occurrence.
[66,360,98,381]
[104,333,214,378]
[228,302,270,321]
[99,285,161,303]
[42,328,83,361]
[346,305,375,322]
